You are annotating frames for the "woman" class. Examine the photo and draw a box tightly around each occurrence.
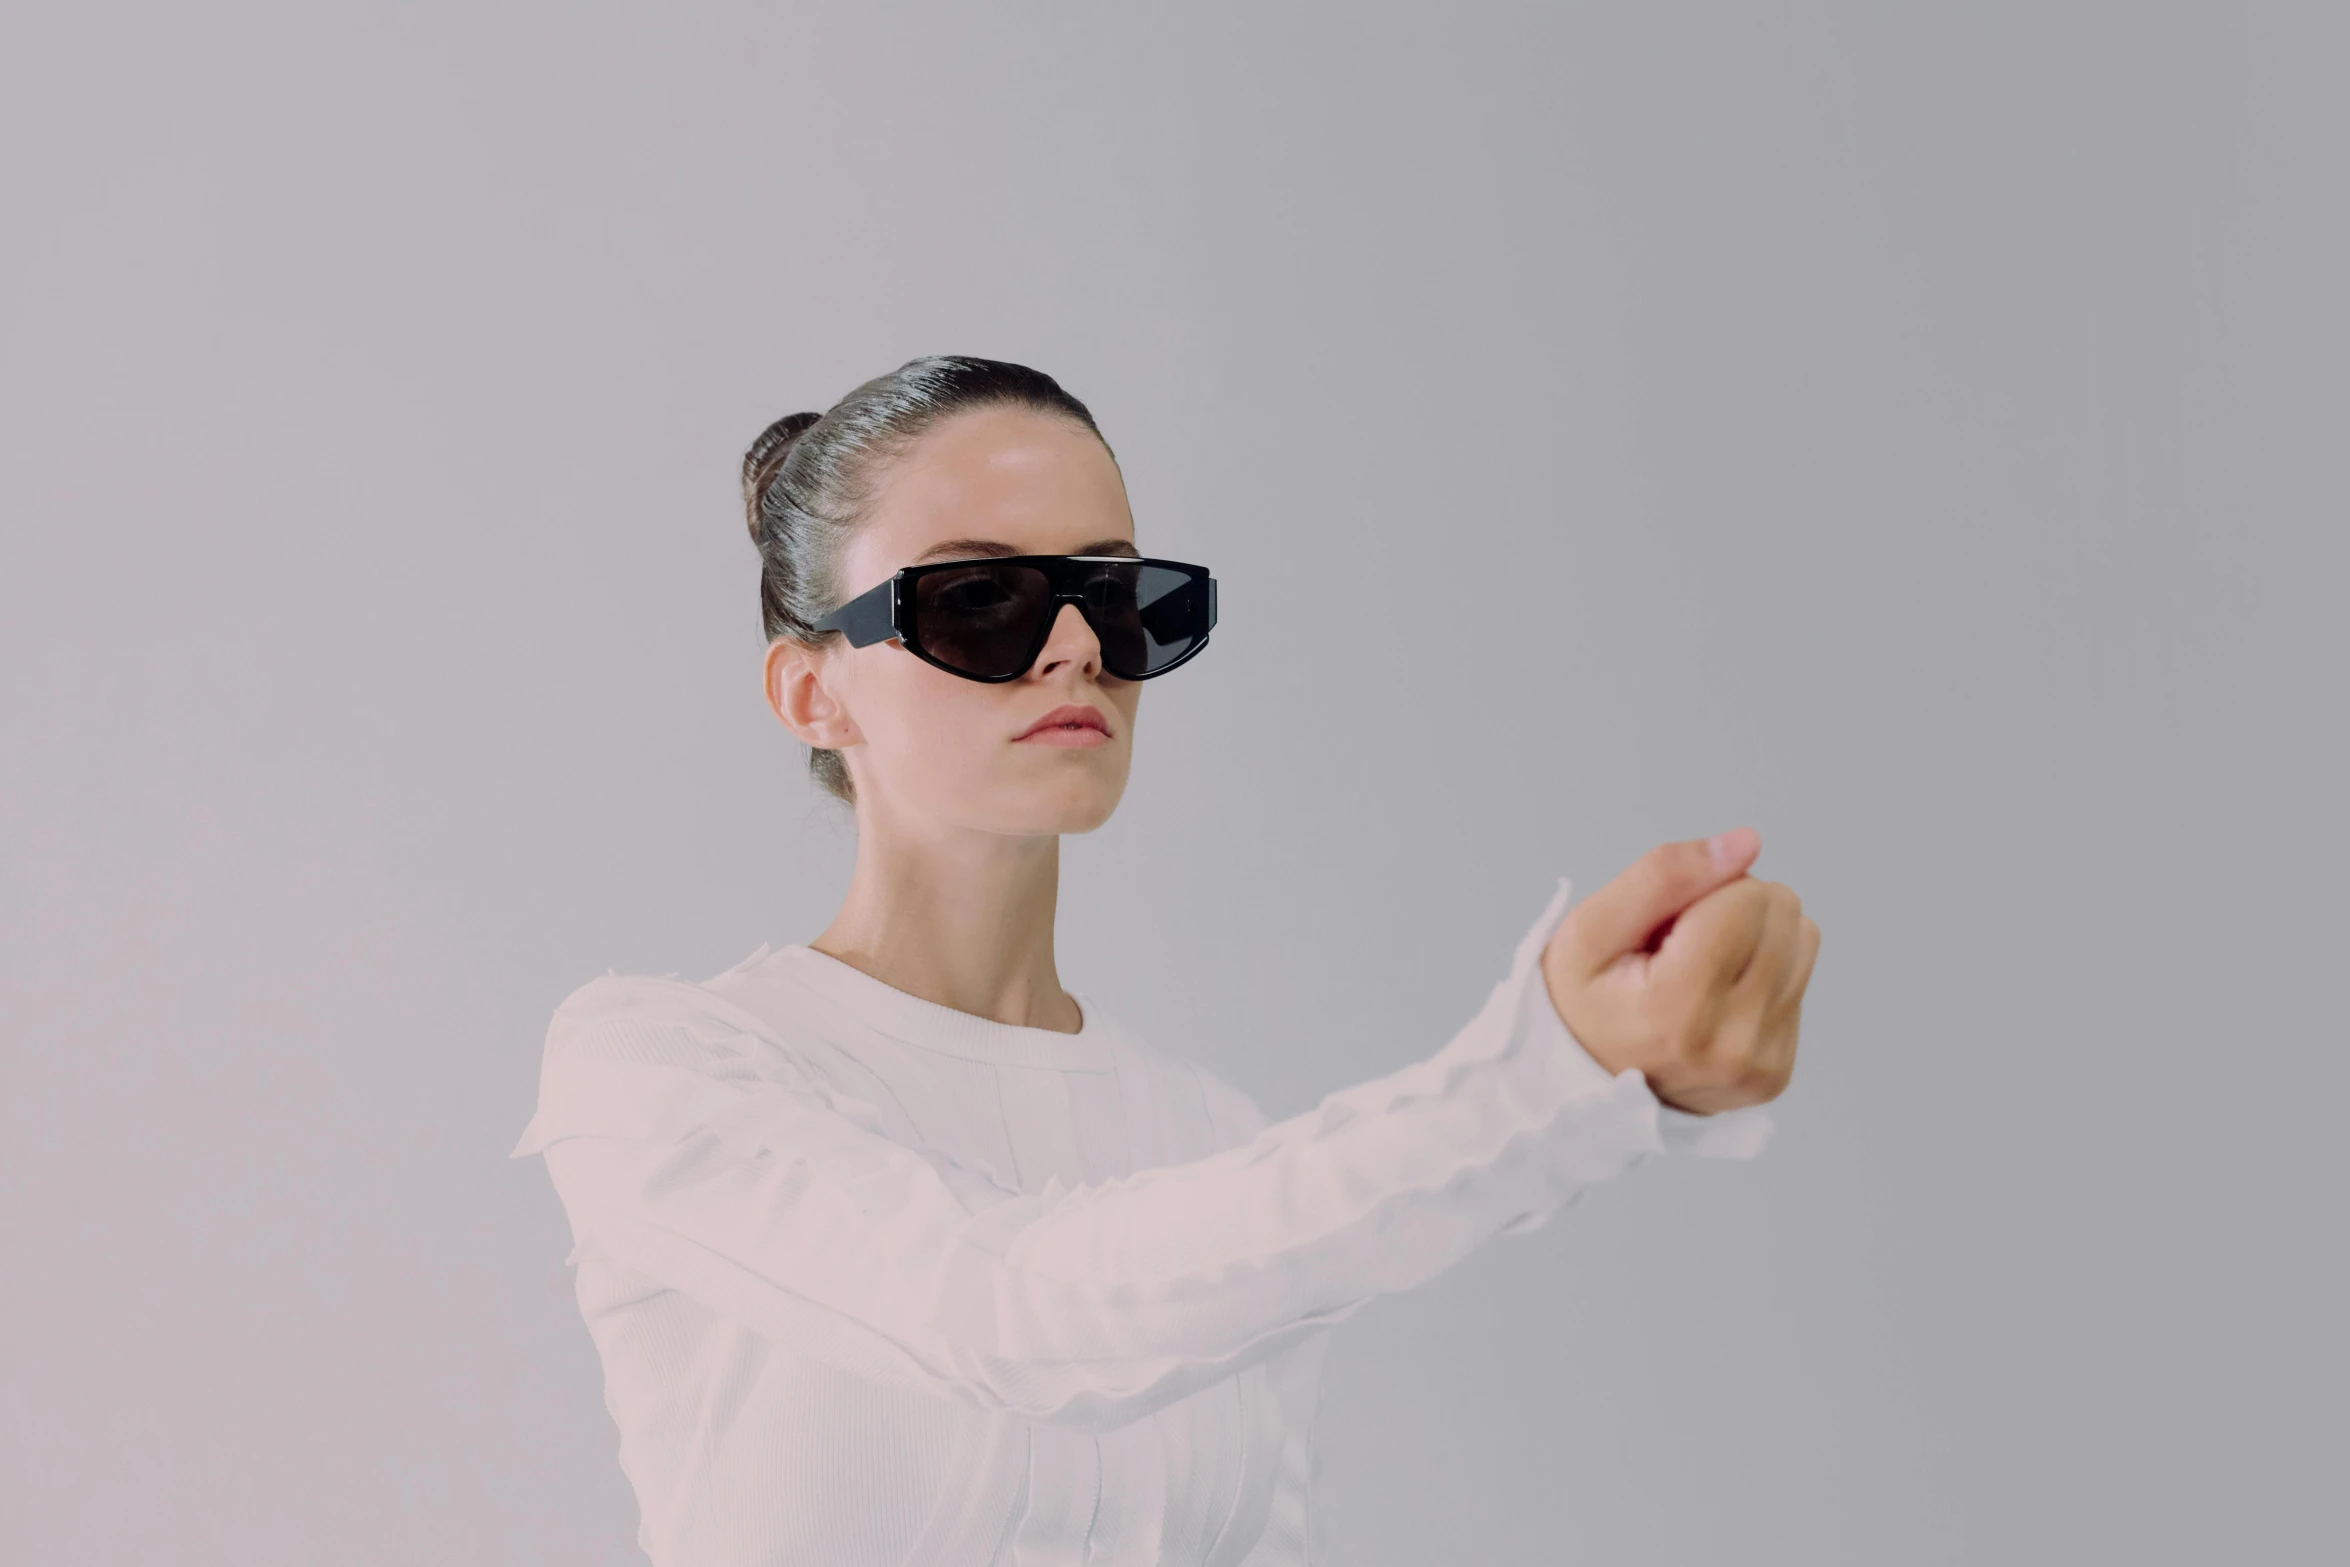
[511,355,1817,1566]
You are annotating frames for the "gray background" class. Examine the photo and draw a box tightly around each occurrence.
[4,2,2341,1562]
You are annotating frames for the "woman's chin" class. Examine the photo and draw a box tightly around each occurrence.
[975,770,1127,836]
[1032,787,1124,836]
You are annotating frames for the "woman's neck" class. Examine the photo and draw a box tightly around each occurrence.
[809,808,1080,1034]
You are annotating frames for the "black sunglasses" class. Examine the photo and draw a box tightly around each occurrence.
[810,554,1218,684]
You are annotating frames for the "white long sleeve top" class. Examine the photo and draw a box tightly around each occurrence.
[510,876,1774,1566]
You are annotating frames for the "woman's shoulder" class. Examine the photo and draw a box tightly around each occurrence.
[1090,1014,1270,1151]
[514,956,888,1160]
[1184,1054,1271,1148]
[541,955,797,1077]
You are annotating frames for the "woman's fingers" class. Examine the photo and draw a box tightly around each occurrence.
[1778,916,1821,1016]
[1652,875,1772,1014]
[1542,842,1820,1115]
[1712,883,1800,1093]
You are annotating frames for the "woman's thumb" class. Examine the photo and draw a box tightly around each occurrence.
[1555,827,1760,976]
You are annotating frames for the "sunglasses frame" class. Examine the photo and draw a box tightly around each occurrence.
[809,554,1219,684]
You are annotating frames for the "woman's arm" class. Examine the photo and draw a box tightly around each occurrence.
[512,876,1773,1434]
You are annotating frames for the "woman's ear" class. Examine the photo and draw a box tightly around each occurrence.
[764,638,861,751]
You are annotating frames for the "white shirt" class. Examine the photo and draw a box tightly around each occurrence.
[510,876,1774,1565]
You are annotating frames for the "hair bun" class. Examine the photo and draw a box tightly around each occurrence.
[741,411,823,541]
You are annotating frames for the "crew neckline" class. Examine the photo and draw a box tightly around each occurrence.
[761,944,1115,1071]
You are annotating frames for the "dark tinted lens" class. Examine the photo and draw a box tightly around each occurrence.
[1091,562,1206,678]
[910,563,1053,677]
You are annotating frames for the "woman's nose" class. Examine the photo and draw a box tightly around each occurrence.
[1032,601,1102,674]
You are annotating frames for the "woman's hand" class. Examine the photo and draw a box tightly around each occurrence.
[1539,827,1818,1116]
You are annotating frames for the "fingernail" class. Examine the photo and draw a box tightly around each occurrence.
[1707,828,1748,869]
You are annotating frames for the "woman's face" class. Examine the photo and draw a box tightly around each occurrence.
[766,404,1144,837]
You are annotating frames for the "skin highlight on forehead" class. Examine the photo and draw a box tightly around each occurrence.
[853,407,1135,587]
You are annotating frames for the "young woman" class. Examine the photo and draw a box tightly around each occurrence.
[511,356,1818,1566]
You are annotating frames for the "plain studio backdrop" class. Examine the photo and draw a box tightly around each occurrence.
[3,3,2341,1563]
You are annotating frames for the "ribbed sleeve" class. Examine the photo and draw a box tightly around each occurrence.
[510,876,1773,1434]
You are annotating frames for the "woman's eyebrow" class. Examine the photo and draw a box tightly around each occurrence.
[910,538,1141,563]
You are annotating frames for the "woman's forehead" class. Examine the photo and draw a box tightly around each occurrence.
[856,408,1133,565]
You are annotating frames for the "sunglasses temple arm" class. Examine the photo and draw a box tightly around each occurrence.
[815,578,901,647]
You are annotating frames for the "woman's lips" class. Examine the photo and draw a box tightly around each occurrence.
[1015,704,1112,745]
[1016,725,1112,747]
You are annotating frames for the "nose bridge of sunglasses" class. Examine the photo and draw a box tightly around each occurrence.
[1046,594,1101,641]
